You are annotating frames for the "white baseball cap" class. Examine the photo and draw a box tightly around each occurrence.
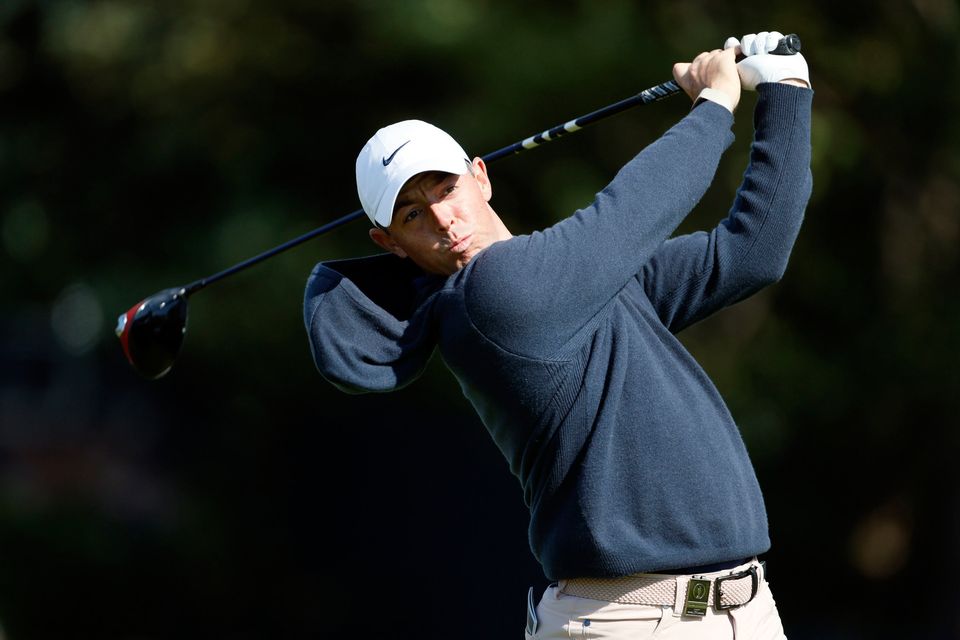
[356,119,471,228]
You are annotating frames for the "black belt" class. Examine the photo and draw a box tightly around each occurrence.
[653,556,755,575]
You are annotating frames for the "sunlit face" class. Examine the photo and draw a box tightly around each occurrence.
[369,157,511,276]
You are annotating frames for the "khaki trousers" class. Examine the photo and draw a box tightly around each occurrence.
[525,564,787,639]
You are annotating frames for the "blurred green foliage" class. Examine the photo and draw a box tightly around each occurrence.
[1,0,959,638]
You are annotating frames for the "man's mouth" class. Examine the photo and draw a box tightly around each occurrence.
[448,233,473,254]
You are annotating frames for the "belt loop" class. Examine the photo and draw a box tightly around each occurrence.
[672,576,687,616]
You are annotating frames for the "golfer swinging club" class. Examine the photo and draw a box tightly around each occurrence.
[304,31,811,639]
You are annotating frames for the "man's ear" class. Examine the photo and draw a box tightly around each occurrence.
[369,227,408,258]
[471,157,492,202]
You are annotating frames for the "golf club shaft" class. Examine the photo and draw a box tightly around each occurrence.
[183,33,801,295]
[182,80,681,295]
[481,80,680,163]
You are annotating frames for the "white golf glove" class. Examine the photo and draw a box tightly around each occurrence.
[723,31,810,90]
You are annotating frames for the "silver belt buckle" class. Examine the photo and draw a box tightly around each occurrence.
[683,577,711,617]
[715,564,760,611]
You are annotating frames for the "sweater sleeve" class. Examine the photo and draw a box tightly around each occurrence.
[464,101,736,358]
[638,83,813,333]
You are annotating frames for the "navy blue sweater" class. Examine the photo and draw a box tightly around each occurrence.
[304,84,813,580]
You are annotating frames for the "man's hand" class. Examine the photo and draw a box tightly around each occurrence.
[672,47,741,113]
[724,31,811,90]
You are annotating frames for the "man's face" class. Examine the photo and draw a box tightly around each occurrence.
[369,157,508,276]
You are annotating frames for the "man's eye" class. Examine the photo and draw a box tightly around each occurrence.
[404,209,421,224]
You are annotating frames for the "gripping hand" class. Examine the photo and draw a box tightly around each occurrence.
[723,31,810,90]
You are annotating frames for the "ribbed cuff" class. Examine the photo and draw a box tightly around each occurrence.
[756,82,814,115]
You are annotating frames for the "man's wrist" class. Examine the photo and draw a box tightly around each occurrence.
[694,87,737,113]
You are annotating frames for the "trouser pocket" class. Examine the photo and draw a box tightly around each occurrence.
[528,584,664,639]
[525,586,539,637]
[729,581,787,640]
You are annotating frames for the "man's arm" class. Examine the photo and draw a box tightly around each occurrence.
[465,105,734,358]
[460,50,743,358]
[638,81,813,333]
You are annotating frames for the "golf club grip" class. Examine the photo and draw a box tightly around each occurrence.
[483,34,799,163]
[772,33,801,55]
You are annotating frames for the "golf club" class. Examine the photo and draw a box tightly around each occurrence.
[116,34,802,379]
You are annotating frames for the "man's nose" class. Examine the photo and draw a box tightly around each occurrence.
[428,203,457,230]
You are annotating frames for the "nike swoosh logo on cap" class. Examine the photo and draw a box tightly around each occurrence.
[382,140,411,166]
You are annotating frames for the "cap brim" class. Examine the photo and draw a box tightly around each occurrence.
[373,156,470,228]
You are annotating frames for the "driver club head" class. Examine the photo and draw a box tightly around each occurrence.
[116,287,189,380]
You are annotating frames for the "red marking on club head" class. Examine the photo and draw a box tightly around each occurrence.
[119,301,143,366]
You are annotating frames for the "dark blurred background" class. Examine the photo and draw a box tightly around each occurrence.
[1,0,958,638]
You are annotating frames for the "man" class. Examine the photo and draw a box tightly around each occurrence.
[304,31,811,639]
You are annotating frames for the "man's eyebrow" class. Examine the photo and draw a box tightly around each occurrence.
[393,172,452,213]
[393,195,414,213]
